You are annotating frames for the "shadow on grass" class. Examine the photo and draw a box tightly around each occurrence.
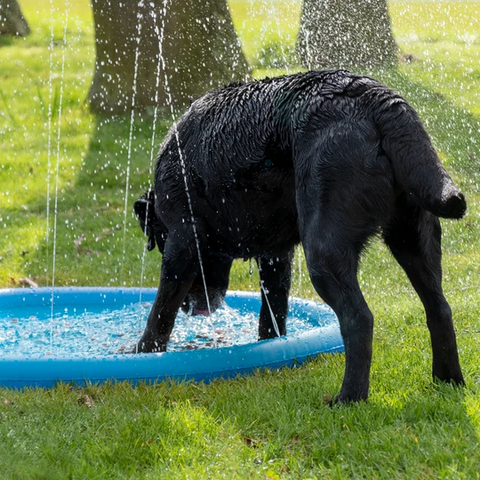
[0,36,14,48]
[1,114,170,287]
[52,114,172,287]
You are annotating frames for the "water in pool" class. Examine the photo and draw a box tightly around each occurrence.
[0,300,324,357]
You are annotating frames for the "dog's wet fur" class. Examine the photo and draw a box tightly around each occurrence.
[134,70,466,403]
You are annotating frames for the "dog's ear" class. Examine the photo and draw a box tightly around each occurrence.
[134,191,157,251]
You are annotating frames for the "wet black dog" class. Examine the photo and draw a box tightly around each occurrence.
[134,70,466,403]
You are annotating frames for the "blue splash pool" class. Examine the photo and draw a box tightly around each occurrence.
[0,287,343,389]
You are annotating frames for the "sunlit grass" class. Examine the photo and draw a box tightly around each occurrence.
[0,1,479,478]
[390,1,480,115]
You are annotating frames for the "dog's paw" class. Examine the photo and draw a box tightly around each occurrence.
[133,338,167,354]
[326,393,368,407]
[432,373,466,387]
[432,362,466,387]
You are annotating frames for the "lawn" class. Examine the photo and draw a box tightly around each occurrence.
[0,1,479,478]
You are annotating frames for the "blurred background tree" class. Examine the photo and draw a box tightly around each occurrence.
[89,0,251,115]
[89,0,398,115]
[0,0,30,36]
[297,0,398,69]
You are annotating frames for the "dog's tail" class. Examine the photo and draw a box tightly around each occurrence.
[370,88,466,219]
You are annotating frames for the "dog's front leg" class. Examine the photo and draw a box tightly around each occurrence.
[135,231,197,353]
[257,251,293,340]
[136,276,194,353]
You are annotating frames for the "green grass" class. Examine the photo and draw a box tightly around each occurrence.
[1,1,480,478]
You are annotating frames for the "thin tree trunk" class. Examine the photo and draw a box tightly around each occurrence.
[297,0,397,70]
[0,0,30,36]
[89,0,250,116]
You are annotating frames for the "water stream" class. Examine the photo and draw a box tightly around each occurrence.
[44,0,55,291]
[49,1,70,350]
[122,2,144,286]
[138,0,169,314]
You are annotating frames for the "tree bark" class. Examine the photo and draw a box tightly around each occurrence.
[88,0,251,116]
[0,0,30,36]
[297,0,398,70]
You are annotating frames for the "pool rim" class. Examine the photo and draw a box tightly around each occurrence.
[0,287,344,389]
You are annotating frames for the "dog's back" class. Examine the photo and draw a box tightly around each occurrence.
[151,71,465,260]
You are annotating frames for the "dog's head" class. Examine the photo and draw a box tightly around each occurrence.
[134,190,167,252]
[181,254,232,316]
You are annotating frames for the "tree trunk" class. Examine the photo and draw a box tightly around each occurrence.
[297,0,397,70]
[88,0,251,116]
[0,0,30,36]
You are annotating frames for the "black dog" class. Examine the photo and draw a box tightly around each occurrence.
[134,70,466,403]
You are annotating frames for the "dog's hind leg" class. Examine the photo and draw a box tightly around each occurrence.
[383,197,465,385]
[257,250,293,340]
[301,223,374,403]
[135,229,197,353]
[294,126,398,401]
